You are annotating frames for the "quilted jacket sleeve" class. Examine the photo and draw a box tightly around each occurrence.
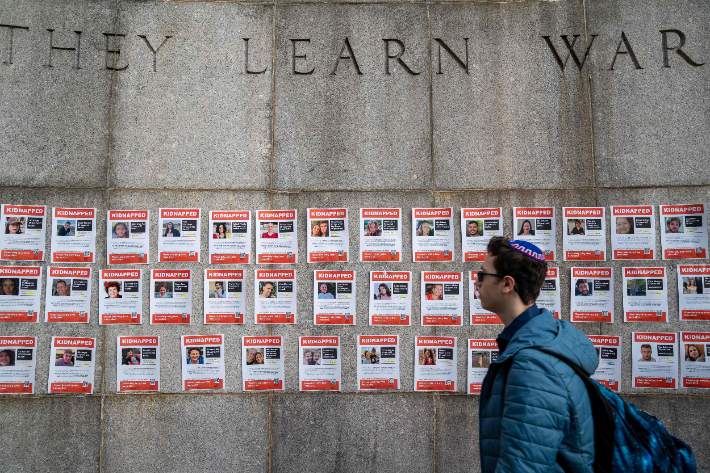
[495,349,571,473]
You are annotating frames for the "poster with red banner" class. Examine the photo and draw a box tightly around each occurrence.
[660,204,708,260]
[209,210,251,264]
[632,332,678,389]
[50,207,96,263]
[307,208,349,262]
[357,335,399,390]
[414,336,457,392]
[254,270,296,324]
[461,208,502,262]
[369,271,412,326]
[99,269,142,325]
[45,267,91,323]
[313,270,356,325]
[563,207,606,261]
[0,204,46,261]
[468,339,498,394]
[256,210,297,264]
[513,207,556,261]
[0,266,41,323]
[150,269,192,324]
[299,336,341,392]
[242,336,284,391]
[360,208,401,262]
[158,208,200,262]
[588,335,621,392]
[412,208,454,262]
[0,336,36,394]
[623,267,668,322]
[116,336,160,392]
[204,269,244,324]
[680,332,710,389]
[48,336,95,394]
[610,205,656,260]
[469,271,502,325]
[678,265,710,321]
[107,210,149,265]
[420,272,463,326]
[181,334,225,390]
[537,267,561,320]
[570,267,614,323]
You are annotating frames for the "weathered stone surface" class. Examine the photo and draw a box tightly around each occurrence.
[272,394,435,472]
[273,5,431,190]
[430,1,593,190]
[102,394,269,472]
[0,0,114,188]
[109,1,273,189]
[436,395,480,472]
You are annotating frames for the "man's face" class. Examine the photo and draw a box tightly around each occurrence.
[641,346,652,361]
[63,222,70,230]
[247,349,256,362]
[578,282,589,296]
[320,284,328,294]
[262,284,274,298]
[468,222,478,235]
[320,221,328,234]
[668,219,680,233]
[215,283,222,291]
[575,222,581,229]
[56,282,67,296]
[267,223,274,233]
[62,351,72,363]
[474,254,502,313]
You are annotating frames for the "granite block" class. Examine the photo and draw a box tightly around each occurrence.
[435,395,480,472]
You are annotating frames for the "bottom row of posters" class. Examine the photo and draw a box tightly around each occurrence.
[1,333,708,394]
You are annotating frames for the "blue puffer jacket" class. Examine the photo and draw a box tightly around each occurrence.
[479,308,599,473]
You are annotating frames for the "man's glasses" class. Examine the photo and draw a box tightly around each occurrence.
[477,271,505,282]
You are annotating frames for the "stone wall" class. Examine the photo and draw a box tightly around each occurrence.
[1,0,709,471]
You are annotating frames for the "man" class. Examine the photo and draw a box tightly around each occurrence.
[261,222,278,238]
[245,348,257,365]
[260,282,275,298]
[467,220,482,237]
[570,219,585,235]
[638,344,656,362]
[475,237,597,472]
[576,279,591,296]
[213,281,225,298]
[318,283,334,299]
[319,220,329,237]
[55,349,74,367]
[666,216,681,233]
[55,280,69,296]
[57,221,72,236]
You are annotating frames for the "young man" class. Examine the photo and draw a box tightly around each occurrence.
[475,237,597,472]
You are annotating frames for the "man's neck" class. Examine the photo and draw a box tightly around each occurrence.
[497,298,535,327]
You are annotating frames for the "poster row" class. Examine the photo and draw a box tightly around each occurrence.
[3,266,710,325]
[1,205,707,264]
[2,333,707,395]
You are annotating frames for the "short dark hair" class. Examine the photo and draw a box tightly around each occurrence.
[641,344,652,350]
[667,217,681,226]
[486,237,547,304]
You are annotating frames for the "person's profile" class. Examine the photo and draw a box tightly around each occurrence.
[54,348,75,366]
[260,222,278,238]
[363,219,382,237]
[302,348,321,365]
[684,344,705,362]
[122,348,141,365]
[638,344,655,362]
[517,219,535,236]
[567,219,586,236]
[317,282,335,299]
[0,348,16,367]
[373,282,392,300]
[1,277,19,296]
[162,220,181,237]
[186,347,204,364]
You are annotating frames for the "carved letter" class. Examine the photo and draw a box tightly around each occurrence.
[45,29,82,69]
[660,29,704,68]
[138,35,172,72]
[0,23,29,65]
[433,38,469,74]
[103,33,128,71]
[243,38,267,74]
[609,32,643,70]
[383,39,420,75]
[542,35,597,71]
[290,39,314,75]
[330,37,362,75]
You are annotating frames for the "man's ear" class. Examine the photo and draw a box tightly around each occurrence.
[502,275,516,294]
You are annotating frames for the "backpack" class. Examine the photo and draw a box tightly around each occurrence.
[554,355,697,473]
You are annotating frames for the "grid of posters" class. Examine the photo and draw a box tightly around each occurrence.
[48,336,96,394]
[209,210,251,264]
[660,204,708,260]
[414,336,457,392]
[242,335,284,391]
[0,266,41,323]
[468,339,498,395]
[0,204,46,261]
[369,271,412,326]
[307,208,349,262]
[107,210,149,265]
[678,265,710,321]
[254,270,296,324]
[588,335,621,392]
[50,207,97,263]
[181,334,225,390]
[204,269,244,324]
[256,210,297,264]
[563,207,606,261]
[420,272,463,326]
[116,336,160,392]
[632,332,678,389]
[0,336,36,394]
[45,267,91,323]
[412,208,454,262]
[538,267,561,320]
[469,271,502,325]
[150,269,192,324]
[99,269,142,325]
[610,205,656,260]
[623,267,668,323]
[570,267,614,323]
[357,335,400,390]
[360,208,402,262]
[158,208,200,262]
[680,332,710,389]
[513,207,556,261]
[313,270,356,325]
[299,336,341,391]
[461,208,503,262]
